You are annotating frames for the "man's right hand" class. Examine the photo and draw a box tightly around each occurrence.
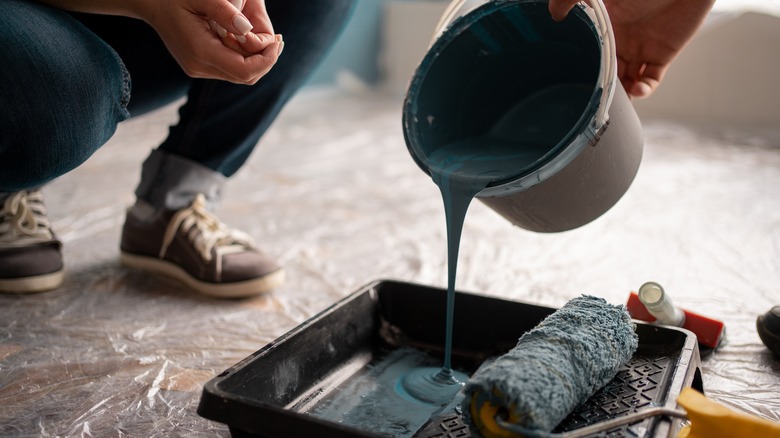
[139,0,283,84]
[548,0,715,99]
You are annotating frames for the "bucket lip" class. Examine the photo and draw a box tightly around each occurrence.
[402,0,609,194]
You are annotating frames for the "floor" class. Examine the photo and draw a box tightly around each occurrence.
[1,88,778,436]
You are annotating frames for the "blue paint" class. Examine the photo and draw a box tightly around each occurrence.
[403,2,601,186]
[399,1,601,407]
[308,347,459,437]
[397,366,468,406]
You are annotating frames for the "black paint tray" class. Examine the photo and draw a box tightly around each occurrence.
[198,280,703,437]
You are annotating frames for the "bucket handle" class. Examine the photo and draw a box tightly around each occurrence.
[587,0,617,127]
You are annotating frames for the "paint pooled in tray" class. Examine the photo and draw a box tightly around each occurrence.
[306,347,469,438]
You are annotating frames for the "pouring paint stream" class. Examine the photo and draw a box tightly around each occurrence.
[398,136,554,405]
[397,80,593,405]
[392,0,611,414]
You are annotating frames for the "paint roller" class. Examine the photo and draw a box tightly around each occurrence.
[458,294,780,438]
[461,295,639,437]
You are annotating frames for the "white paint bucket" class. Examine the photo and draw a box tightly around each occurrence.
[403,0,643,232]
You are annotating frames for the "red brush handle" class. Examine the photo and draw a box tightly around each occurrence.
[627,292,725,348]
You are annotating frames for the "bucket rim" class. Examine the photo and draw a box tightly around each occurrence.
[402,0,614,195]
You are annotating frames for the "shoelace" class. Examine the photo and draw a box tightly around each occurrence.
[160,194,255,265]
[0,190,55,245]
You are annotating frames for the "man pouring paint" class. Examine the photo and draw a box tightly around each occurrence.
[399,0,724,435]
[0,0,712,296]
[404,0,716,234]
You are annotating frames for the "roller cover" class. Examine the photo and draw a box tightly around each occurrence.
[462,295,639,436]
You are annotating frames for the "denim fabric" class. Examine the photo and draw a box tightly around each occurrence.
[134,150,226,211]
[0,0,131,192]
[0,0,356,209]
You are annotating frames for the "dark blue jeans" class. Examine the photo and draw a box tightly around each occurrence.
[0,0,355,208]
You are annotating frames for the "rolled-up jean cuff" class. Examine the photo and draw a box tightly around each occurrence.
[0,187,43,205]
[134,149,226,210]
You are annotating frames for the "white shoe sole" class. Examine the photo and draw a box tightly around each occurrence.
[0,270,65,293]
[120,252,285,298]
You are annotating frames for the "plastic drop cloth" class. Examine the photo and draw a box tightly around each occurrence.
[0,90,778,436]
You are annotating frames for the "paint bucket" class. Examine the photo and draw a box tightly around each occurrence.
[402,0,643,232]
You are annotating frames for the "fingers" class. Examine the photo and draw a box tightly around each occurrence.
[203,0,280,84]
[144,0,279,84]
[241,32,281,55]
[241,0,274,35]
[630,63,665,99]
[617,57,667,99]
[190,44,281,84]
[177,23,282,84]
[201,0,254,36]
[209,19,228,38]
[548,0,582,22]
[221,31,281,58]
[207,0,276,54]
[229,0,246,10]
[629,81,655,99]
[241,41,284,84]
[212,39,283,84]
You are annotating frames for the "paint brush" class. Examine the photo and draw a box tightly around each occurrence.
[626,282,725,349]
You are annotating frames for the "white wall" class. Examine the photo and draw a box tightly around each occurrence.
[634,9,780,128]
[375,1,780,128]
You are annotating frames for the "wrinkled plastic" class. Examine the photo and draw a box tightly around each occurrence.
[0,91,778,436]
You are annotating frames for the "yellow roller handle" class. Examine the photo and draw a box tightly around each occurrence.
[677,388,780,438]
[469,392,522,438]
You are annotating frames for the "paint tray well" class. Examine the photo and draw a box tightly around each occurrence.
[197,280,702,437]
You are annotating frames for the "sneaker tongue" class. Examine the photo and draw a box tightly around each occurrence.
[172,193,257,261]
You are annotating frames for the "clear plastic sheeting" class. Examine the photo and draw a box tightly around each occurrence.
[1,89,778,436]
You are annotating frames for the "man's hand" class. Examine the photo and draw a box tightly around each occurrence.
[142,0,283,84]
[549,0,715,99]
[208,0,283,59]
[34,0,283,84]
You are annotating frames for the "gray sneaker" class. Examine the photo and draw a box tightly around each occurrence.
[120,194,284,298]
[0,190,64,293]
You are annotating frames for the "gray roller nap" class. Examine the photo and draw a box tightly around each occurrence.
[462,295,639,436]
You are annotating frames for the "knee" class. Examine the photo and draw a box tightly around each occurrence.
[0,0,130,190]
